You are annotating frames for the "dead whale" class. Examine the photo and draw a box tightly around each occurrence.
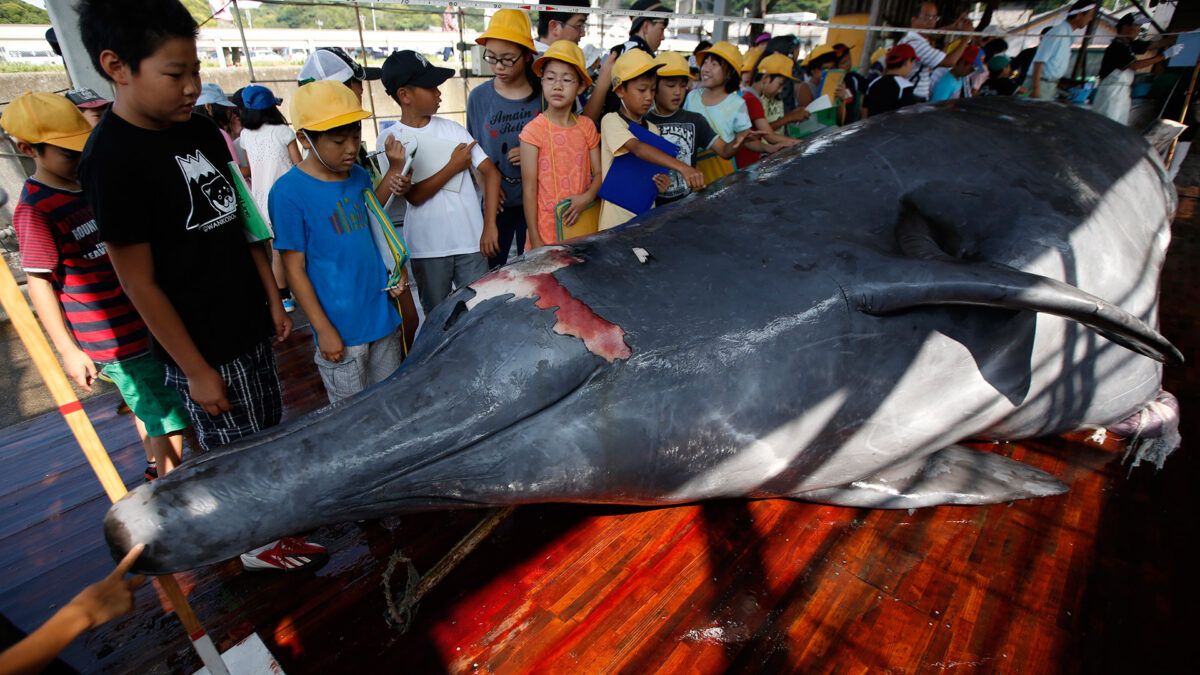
[105,99,1181,574]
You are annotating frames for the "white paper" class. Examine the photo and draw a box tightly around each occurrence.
[806,95,835,113]
[397,129,463,193]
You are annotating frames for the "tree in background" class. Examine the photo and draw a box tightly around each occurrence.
[0,0,50,24]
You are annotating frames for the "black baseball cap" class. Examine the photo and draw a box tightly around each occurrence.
[382,50,455,96]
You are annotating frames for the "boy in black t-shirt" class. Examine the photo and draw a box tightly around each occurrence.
[645,51,747,204]
[863,44,919,118]
[77,0,324,572]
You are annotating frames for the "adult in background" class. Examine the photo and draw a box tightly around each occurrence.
[583,0,669,123]
[1029,1,1096,101]
[534,0,590,54]
[898,1,971,102]
[1092,14,1180,125]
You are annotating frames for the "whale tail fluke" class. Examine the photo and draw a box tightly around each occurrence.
[791,444,1068,509]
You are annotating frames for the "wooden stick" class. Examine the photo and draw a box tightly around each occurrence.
[1166,59,1200,170]
[0,242,230,675]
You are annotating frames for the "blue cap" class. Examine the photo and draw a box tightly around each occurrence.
[242,85,283,110]
[196,82,235,107]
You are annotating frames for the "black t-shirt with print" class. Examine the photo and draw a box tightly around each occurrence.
[646,108,717,204]
[79,112,271,367]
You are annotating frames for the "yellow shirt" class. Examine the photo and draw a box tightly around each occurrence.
[598,112,660,231]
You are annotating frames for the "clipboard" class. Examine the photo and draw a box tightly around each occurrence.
[555,199,599,241]
[596,121,679,216]
[228,161,272,242]
[395,128,464,193]
[819,69,845,100]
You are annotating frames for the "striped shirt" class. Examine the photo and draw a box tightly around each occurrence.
[13,179,149,364]
[898,31,948,100]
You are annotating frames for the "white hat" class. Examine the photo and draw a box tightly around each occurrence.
[298,47,381,85]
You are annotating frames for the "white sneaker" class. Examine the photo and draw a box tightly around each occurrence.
[239,537,327,571]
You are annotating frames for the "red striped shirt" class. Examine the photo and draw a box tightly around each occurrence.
[13,179,148,364]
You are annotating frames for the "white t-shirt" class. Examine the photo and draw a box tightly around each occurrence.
[240,124,296,226]
[385,116,489,259]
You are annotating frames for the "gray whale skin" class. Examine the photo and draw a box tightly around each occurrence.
[106,99,1182,574]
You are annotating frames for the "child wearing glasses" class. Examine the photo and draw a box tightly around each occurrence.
[466,9,543,269]
[519,41,602,248]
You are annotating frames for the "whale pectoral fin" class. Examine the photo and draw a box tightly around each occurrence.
[790,444,1068,509]
[857,260,1183,365]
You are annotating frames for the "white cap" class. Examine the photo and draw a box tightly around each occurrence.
[299,49,356,84]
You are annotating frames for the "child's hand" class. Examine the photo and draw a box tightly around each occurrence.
[62,346,98,390]
[383,135,406,167]
[507,146,521,167]
[730,129,763,152]
[561,194,590,227]
[783,108,810,124]
[69,543,145,629]
[318,329,346,363]
[652,174,671,193]
[681,166,706,190]
[189,366,231,417]
[270,300,293,343]
[388,171,412,197]
[450,141,477,173]
[480,222,500,258]
[386,269,410,298]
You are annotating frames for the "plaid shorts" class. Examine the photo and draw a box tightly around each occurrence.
[164,340,282,452]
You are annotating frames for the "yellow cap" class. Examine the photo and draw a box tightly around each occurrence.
[652,51,694,79]
[870,46,889,67]
[611,49,662,90]
[290,80,371,131]
[741,44,765,73]
[697,41,742,74]
[533,40,593,88]
[757,53,798,80]
[0,92,92,151]
[803,43,835,66]
[475,9,536,53]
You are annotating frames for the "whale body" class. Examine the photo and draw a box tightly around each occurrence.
[105,99,1181,574]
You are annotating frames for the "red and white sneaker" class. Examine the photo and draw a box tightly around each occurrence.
[239,537,327,571]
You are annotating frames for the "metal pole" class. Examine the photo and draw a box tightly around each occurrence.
[458,7,469,113]
[43,0,111,95]
[858,0,883,73]
[1073,12,1099,81]
[355,2,380,137]
[712,0,729,43]
[231,0,257,82]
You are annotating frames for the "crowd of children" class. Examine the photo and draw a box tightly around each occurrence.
[2,0,1056,575]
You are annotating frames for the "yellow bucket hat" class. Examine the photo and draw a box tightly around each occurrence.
[611,49,662,90]
[697,41,742,74]
[0,91,92,151]
[290,80,371,131]
[533,40,593,88]
[476,9,536,53]
[757,53,798,80]
[741,44,765,73]
[652,51,694,79]
[803,43,836,66]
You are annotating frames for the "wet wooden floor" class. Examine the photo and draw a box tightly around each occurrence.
[2,192,1197,674]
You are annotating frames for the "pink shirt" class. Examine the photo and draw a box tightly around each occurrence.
[519,113,600,244]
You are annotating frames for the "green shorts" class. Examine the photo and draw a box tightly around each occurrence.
[102,354,191,437]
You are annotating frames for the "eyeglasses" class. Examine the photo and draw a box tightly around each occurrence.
[918,13,940,21]
[541,75,578,88]
[564,20,587,33]
[482,52,521,67]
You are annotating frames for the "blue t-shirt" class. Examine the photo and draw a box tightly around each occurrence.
[269,165,399,348]
[466,79,543,206]
[930,72,966,102]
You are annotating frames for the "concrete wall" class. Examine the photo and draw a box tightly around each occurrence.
[1,67,489,253]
